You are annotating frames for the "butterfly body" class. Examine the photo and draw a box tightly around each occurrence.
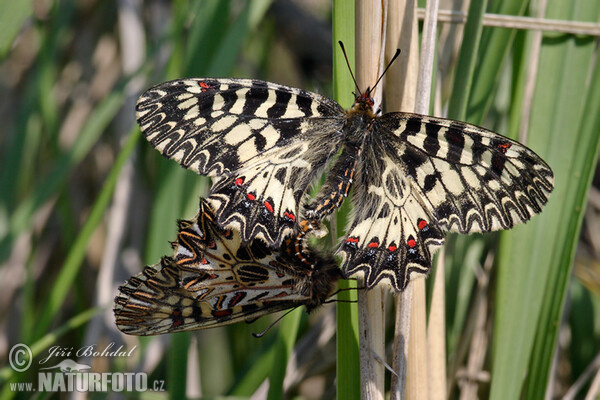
[137,78,553,291]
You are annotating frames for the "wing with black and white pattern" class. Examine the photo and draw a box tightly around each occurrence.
[114,199,341,335]
[136,78,345,245]
[381,113,553,233]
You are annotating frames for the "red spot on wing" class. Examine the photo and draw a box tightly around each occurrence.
[199,81,211,91]
[496,142,511,153]
[235,178,243,186]
[229,292,245,307]
[171,310,184,327]
[346,237,359,243]
[418,219,428,230]
[200,258,209,264]
[247,193,256,201]
[264,201,273,213]
[283,211,296,221]
[407,238,417,248]
[212,309,233,318]
[368,241,379,248]
[388,244,397,252]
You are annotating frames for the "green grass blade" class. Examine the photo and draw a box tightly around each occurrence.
[33,127,140,340]
[0,0,33,59]
[467,0,528,124]
[524,6,600,395]
[332,1,360,399]
[167,332,190,399]
[267,309,303,400]
[491,3,600,398]
[446,0,487,121]
[0,88,126,264]
[206,0,273,77]
[229,340,276,396]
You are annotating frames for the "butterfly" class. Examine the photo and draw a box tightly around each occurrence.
[114,199,341,335]
[136,56,553,291]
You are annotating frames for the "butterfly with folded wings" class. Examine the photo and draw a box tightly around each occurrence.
[136,51,553,291]
[114,199,341,335]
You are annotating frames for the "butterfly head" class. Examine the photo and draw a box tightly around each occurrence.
[348,90,377,119]
[303,252,344,312]
[355,90,375,109]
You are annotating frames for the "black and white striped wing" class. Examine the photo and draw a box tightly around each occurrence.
[384,113,554,233]
[136,78,345,245]
[338,138,446,290]
[114,199,340,335]
[339,113,553,291]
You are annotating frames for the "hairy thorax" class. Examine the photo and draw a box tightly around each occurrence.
[344,96,376,145]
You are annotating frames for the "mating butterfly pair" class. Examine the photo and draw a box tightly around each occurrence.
[115,70,553,335]
[134,77,553,290]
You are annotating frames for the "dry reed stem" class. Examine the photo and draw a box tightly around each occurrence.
[356,1,387,398]
[418,8,600,35]
[518,0,547,144]
[406,278,429,399]
[563,351,600,399]
[586,364,600,399]
[404,0,441,398]
[457,253,493,399]
[427,249,447,399]
[386,1,420,398]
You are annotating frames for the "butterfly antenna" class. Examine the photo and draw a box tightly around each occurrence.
[338,41,361,96]
[252,307,299,338]
[369,48,401,96]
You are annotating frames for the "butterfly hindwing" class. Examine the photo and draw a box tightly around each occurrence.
[114,199,340,335]
[207,118,344,245]
[338,139,445,290]
[137,78,345,246]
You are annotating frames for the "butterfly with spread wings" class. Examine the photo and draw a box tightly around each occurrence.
[136,54,553,291]
[114,199,341,335]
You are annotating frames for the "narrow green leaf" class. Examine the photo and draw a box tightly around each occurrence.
[0,0,33,59]
[446,0,487,121]
[207,0,273,77]
[0,89,126,264]
[229,341,276,396]
[467,0,528,124]
[333,1,360,399]
[491,2,600,398]
[33,128,140,339]
[167,332,190,399]
[524,9,600,396]
[0,307,100,385]
[265,309,302,399]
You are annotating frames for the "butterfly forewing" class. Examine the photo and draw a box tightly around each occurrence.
[379,113,553,233]
[114,199,340,335]
[137,78,345,246]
